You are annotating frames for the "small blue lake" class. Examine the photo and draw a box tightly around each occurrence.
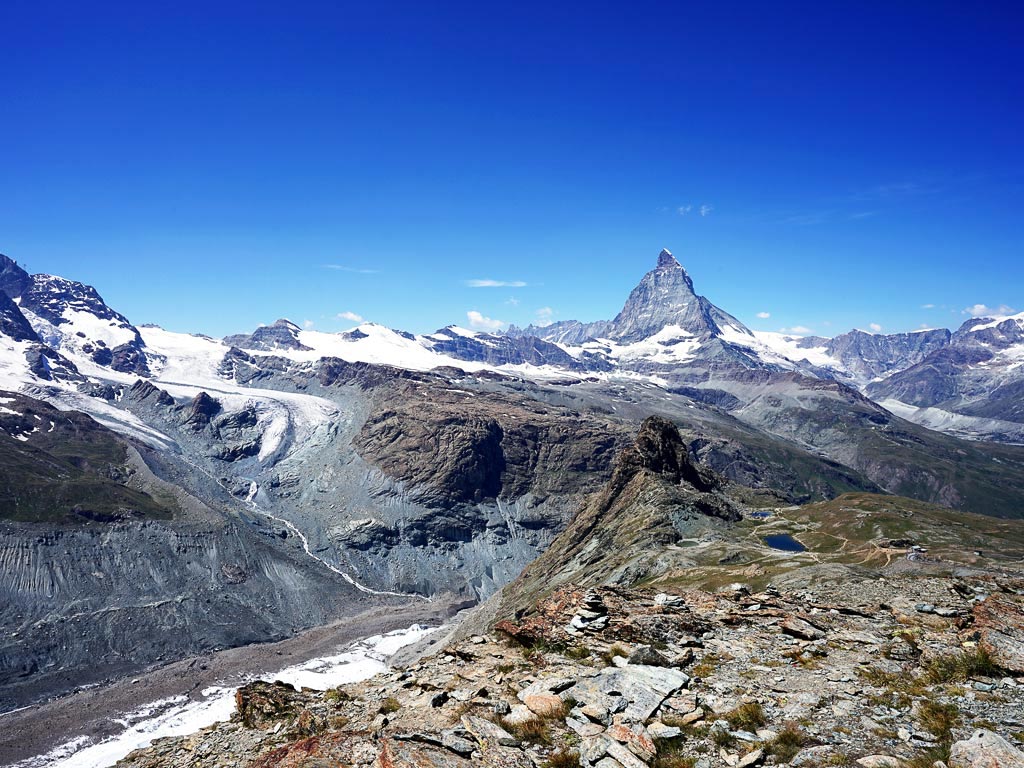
[763,534,807,552]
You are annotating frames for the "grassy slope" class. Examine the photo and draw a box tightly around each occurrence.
[0,394,173,524]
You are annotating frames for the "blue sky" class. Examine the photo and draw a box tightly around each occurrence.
[1,2,1021,338]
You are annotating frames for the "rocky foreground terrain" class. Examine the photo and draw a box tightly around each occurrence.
[114,579,1024,768]
[114,419,1024,768]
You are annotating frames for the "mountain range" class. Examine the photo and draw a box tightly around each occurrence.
[2,247,1023,711]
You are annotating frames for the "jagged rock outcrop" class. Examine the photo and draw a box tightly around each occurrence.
[224,319,312,351]
[494,416,741,615]
[0,291,38,342]
[181,391,222,431]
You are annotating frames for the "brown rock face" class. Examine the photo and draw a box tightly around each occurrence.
[354,383,626,507]
[973,594,1024,673]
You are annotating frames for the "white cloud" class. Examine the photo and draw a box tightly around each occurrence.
[963,303,1016,318]
[869,322,883,333]
[699,204,713,217]
[921,303,935,309]
[337,311,363,322]
[324,265,379,274]
[779,325,813,335]
[505,297,520,306]
[467,310,504,330]
[535,307,554,327]
[677,205,692,216]
[303,319,315,329]
[756,311,771,319]
[465,279,528,288]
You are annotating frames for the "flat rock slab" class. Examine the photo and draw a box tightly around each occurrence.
[571,664,689,722]
[949,729,1024,768]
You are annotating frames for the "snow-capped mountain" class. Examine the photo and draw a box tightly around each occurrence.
[4,245,1024,713]
[0,254,149,377]
[3,248,1022,445]
[509,249,750,345]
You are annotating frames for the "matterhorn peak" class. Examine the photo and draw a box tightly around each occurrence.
[657,248,680,269]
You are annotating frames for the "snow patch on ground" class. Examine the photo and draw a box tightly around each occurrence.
[12,624,437,768]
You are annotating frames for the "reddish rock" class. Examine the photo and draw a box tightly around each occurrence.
[523,693,564,716]
[608,724,657,762]
[973,594,1024,673]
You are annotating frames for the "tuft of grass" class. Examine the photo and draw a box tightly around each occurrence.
[724,701,767,732]
[542,750,581,768]
[600,643,630,665]
[564,645,591,661]
[502,716,553,745]
[903,744,952,768]
[916,700,960,741]
[925,646,999,684]
[763,723,811,763]
[496,662,516,674]
[692,652,721,678]
[654,757,696,768]
[825,754,854,767]
[324,688,351,704]
[378,696,401,714]
[711,728,736,748]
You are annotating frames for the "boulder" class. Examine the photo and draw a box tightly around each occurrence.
[949,730,1024,768]
[973,595,1024,673]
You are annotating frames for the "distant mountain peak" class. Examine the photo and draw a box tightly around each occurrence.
[656,248,679,268]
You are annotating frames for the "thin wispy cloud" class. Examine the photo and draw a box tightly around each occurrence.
[337,310,364,322]
[466,310,504,330]
[849,211,876,220]
[854,180,942,201]
[676,203,713,217]
[303,319,315,329]
[963,303,1016,318]
[756,311,771,319]
[505,296,520,306]
[535,306,554,326]
[324,265,380,274]
[465,279,528,288]
[921,303,936,309]
[779,325,813,335]
[869,322,883,333]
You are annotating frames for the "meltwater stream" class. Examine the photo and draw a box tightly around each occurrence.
[10,624,437,768]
